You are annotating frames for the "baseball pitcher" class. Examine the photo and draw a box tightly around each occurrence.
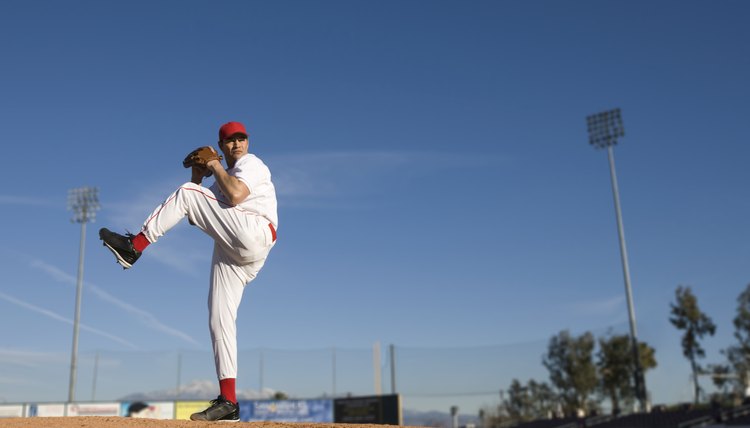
[99,121,277,422]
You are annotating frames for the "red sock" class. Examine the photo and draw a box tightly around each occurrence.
[131,233,150,252]
[219,378,236,403]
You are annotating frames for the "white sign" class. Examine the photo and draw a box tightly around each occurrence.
[26,404,66,417]
[66,402,120,416]
[0,405,24,418]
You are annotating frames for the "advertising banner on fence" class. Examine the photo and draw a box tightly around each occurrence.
[66,402,120,416]
[25,404,65,417]
[120,401,174,419]
[175,401,211,420]
[0,404,24,418]
[239,399,333,422]
[25,403,65,418]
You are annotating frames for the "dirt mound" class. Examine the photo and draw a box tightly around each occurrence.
[0,418,411,428]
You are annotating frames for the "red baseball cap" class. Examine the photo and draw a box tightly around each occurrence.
[218,121,248,142]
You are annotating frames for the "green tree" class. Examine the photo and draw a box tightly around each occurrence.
[723,284,750,395]
[503,379,534,422]
[543,330,598,415]
[708,364,732,395]
[502,379,558,423]
[669,285,716,404]
[597,333,657,414]
[527,380,557,419]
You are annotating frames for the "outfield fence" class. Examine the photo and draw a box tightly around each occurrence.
[0,330,700,417]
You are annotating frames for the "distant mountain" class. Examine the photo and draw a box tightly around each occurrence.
[119,379,277,401]
[402,408,480,428]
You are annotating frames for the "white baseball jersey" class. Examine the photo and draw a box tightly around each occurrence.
[209,153,278,228]
[140,152,277,380]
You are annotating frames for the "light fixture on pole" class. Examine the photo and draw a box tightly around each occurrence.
[66,186,100,403]
[450,405,459,428]
[586,108,647,411]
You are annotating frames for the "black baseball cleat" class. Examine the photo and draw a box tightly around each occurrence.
[99,228,141,269]
[190,395,240,422]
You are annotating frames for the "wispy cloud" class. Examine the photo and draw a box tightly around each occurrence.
[30,260,201,346]
[104,176,182,230]
[0,375,28,385]
[145,239,209,276]
[0,348,68,368]
[0,292,137,349]
[567,294,628,321]
[0,195,57,207]
[267,150,505,198]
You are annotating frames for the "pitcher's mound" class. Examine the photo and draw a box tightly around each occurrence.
[0,418,413,428]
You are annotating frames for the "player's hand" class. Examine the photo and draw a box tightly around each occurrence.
[206,158,222,173]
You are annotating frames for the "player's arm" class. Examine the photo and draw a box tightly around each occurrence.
[207,159,250,206]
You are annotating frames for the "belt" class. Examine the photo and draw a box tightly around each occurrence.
[268,223,277,242]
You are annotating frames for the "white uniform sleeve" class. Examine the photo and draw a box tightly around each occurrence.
[232,155,269,194]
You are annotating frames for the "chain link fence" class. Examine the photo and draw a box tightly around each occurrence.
[1,340,559,416]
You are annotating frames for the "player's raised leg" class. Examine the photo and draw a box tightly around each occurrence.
[99,182,224,269]
[99,228,143,269]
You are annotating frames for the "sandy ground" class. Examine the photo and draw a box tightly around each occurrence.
[0,418,414,428]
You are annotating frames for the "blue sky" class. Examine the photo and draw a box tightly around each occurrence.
[1,0,749,414]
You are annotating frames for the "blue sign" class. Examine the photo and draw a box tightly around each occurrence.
[238,399,333,422]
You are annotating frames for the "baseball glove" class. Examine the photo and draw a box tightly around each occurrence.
[183,146,223,169]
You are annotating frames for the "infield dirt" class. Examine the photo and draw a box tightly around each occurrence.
[0,418,417,428]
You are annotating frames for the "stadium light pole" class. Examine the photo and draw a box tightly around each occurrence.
[67,187,100,403]
[586,108,647,412]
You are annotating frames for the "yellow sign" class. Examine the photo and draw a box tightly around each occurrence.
[175,401,211,420]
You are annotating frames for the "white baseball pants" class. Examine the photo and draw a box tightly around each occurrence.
[140,182,275,380]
